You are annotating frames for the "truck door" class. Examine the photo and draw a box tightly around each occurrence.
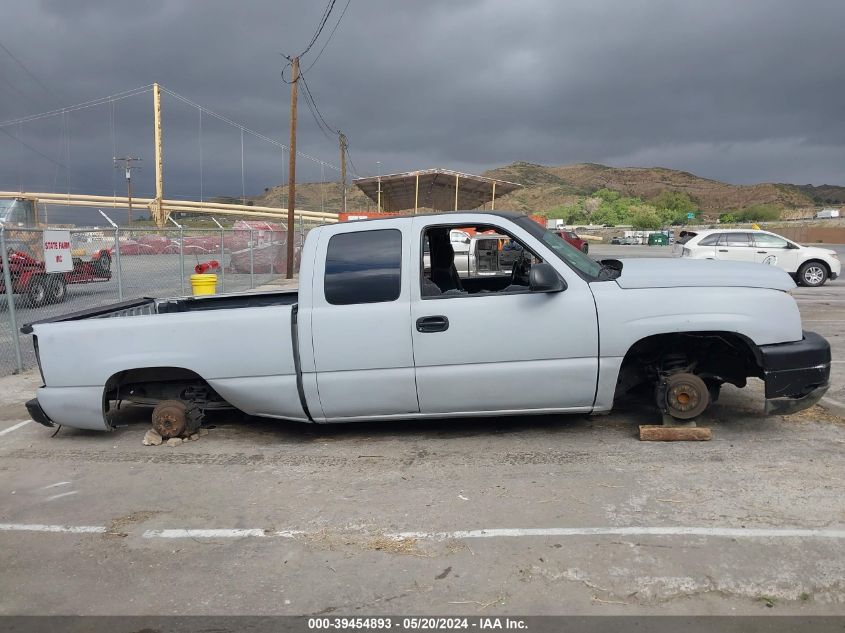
[309,220,419,420]
[411,217,599,415]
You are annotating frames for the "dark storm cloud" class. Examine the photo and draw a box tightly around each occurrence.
[0,0,844,215]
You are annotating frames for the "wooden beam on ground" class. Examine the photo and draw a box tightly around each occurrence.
[639,425,712,441]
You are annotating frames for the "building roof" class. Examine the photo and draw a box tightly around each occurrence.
[353,168,522,212]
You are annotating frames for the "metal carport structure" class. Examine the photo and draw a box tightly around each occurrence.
[353,169,522,213]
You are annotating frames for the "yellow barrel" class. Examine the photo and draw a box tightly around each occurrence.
[190,274,218,296]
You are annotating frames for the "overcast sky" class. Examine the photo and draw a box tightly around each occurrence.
[1,0,843,216]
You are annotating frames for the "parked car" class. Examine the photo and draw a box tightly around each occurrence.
[555,230,589,253]
[679,229,840,287]
[610,237,622,245]
[24,212,829,434]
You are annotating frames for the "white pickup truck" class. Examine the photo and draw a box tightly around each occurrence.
[24,212,830,435]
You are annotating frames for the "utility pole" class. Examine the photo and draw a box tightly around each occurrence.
[339,132,348,215]
[114,156,141,226]
[377,161,381,213]
[152,82,165,226]
[286,56,299,280]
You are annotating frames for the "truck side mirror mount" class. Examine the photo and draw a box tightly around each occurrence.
[529,263,566,293]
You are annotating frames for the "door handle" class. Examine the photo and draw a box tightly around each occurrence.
[757,251,767,254]
[416,315,449,333]
[718,249,728,252]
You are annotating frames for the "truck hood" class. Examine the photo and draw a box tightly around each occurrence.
[612,258,796,291]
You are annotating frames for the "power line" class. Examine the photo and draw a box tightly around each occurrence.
[345,145,361,178]
[0,125,67,170]
[302,0,352,74]
[0,85,153,128]
[299,72,337,140]
[301,85,334,142]
[0,40,51,94]
[0,82,340,173]
[0,74,36,108]
[160,85,339,171]
[299,0,337,58]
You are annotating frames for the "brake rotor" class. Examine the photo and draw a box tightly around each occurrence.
[664,372,710,420]
[151,400,188,438]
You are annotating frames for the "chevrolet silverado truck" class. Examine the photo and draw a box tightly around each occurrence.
[23,212,830,435]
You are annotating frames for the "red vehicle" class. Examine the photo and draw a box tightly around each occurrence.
[556,229,589,253]
[1,238,112,307]
[0,199,113,306]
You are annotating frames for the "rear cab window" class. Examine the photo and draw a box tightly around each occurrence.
[324,229,402,305]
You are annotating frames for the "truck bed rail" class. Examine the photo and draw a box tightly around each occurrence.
[20,298,156,333]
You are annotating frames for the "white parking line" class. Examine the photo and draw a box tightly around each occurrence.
[45,491,78,502]
[388,527,845,540]
[0,523,106,534]
[5,523,845,541]
[42,481,72,489]
[0,420,30,437]
[143,528,267,538]
[142,528,303,538]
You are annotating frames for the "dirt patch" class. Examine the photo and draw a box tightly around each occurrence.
[784,405,845,426]
[106,510,164,537]
[366,536,430,557]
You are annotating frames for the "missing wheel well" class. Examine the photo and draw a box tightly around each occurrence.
[614,331,763,399]
[103,366,233,411]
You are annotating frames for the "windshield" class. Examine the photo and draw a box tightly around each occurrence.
[512,216,603,279]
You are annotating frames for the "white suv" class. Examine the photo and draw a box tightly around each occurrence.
[677,229,841,287]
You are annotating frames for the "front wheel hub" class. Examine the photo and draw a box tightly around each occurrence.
[662,372,710,420]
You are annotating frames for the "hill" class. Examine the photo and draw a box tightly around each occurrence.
[482,162,841,214]
[253,162,845,218]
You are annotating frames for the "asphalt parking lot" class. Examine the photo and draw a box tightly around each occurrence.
[1,246,844,616]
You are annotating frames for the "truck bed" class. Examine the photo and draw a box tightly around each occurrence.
[27,288,306,430]
[21,290,298,333]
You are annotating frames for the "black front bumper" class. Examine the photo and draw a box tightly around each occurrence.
[26,397,54,428]
[759,331,831,415]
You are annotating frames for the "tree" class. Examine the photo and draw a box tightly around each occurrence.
[593,188,620,203]
[629,204,662,230]
[546,202,586,224]
[654,191,697,224]
[737,204,781,222]
[591,204,626,226]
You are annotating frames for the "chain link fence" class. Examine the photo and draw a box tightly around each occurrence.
[0,218,319,376]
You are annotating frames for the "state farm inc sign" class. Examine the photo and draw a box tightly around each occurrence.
[42,230,73,273]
